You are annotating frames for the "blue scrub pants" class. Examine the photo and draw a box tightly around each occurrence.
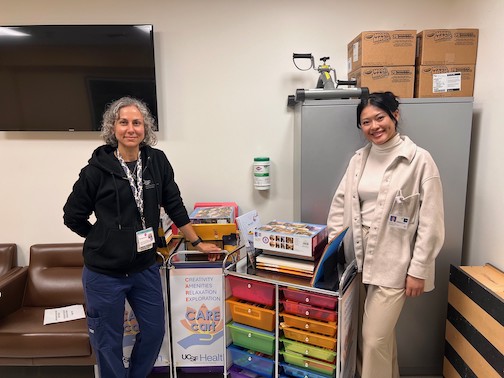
[83,264,165,378]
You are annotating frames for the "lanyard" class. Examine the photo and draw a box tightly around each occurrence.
[116,149,146,229]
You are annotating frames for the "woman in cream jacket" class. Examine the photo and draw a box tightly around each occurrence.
[327,92,444,378]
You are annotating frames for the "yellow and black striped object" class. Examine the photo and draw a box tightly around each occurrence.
[444,264,503,378]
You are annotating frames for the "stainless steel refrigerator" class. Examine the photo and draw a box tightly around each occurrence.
[294,97,473,376]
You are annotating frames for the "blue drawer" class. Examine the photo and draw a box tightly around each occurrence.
[280,362,334,378]
[228,344,275,378]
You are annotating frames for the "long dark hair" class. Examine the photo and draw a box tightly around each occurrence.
[357,91,399,129]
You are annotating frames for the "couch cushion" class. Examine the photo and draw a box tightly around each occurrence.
[24,244,85,307]
[0,307,91,358]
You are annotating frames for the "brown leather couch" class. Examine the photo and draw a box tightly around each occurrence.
[0,243,95,366]
[0,244,18,279]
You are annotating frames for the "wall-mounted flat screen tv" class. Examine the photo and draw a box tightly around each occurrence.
[0,24,158,131]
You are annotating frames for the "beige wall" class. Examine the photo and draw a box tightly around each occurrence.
[0,0,502,269]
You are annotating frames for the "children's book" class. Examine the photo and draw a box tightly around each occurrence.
[236,210,261,247]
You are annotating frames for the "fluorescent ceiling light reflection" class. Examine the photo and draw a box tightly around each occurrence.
[0,27,30,37]
[134,25,152,34]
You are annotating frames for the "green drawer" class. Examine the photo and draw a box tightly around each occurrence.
[280,349,336,376]
[281,337,336,363]
[227,322,275,356]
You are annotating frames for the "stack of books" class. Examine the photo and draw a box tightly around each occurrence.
[255,254,316,278]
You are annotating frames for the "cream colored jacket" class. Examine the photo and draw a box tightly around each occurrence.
[327,135,444,291]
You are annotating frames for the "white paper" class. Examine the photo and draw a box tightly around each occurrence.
[236,210,261,247]
[43,304,86,325]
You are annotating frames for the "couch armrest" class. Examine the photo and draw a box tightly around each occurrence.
[0,243,17,277]
[0,266,28,318]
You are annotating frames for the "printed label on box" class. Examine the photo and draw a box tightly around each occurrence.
[353,42,359,62]
[433,72,461,93]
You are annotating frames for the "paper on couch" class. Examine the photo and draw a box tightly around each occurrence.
[43,304,85,325]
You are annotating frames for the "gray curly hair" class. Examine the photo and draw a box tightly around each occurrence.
[100,97,158,147]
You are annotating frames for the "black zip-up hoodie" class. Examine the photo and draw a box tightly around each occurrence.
[63,145,190,276]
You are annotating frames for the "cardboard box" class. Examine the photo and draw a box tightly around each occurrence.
[348,30,416,72]
[416,29,478,65]
[349,66,415,98]
[193,201,239,223]
[253,221,327,259]
[189,206,234,224]
[415,64,475,98]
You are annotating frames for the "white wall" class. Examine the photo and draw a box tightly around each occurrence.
[1,0,502,269]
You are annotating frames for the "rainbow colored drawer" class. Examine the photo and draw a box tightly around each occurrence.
[281,337,336,363]
[228,345,274,378]
[227,297,276,331]
[281,312,337,337]
[228,322,275,355]
[228,275,276,306]
[281,300,337,323]
[280,349,336,376]
[281,323,336,350]
[280,362,334,378]
[281,287,338,310]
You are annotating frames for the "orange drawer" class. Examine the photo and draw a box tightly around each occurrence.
[281,312,336,337]
[227,297,276,331]
[281,323,336,350]
[281,287,338,310]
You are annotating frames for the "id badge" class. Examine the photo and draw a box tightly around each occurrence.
[136,227,155,253]
[388,214,409,229]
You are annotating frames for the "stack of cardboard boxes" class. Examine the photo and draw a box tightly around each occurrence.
[347,29,478,98]
[347,30,417,98]
[415,29,478,97]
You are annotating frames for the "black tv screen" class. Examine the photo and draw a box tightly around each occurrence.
[0,24,158,131]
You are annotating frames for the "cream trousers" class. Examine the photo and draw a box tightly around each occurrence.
[361,284,406,378]
[359,225,406,378]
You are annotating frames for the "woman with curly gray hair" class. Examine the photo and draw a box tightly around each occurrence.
[64,96,220,377]
[100,96,158,147]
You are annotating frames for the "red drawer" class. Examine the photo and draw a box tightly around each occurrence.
[281,300,337,322]
[281,287,338,310]
[228,275,276,307]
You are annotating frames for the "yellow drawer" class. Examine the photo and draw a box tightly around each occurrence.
[227,297,275,332]
[281,323,336,350]
[281,312,336,337]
